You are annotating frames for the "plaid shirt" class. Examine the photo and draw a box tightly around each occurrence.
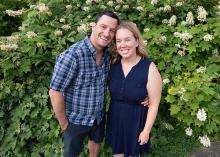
[50,36,110,126]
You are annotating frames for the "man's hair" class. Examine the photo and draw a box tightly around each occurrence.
[95,11,120,24]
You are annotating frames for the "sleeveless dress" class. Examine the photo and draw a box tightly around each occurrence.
[106,58,151,156]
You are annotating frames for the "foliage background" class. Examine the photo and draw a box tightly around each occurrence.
[0,0,220,156]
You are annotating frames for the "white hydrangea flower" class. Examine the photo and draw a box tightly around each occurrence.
[37,3,49,13]
[197,6,208,22]
[54,30,63,36]
[174,32,193,42]
[123,5,129,9]
[136,6,144,11]
[181,21,187,26]
[87,15,92,19]
[203,34,214,41]
[77,23,89,33]
[151,0,158,5]
[197,108,207,121]
[62,24,71,30]
[156,7,164,12]
[162,19,168,24]
[180,95,188,101]
[186,12,194,25]
[199,135,211,147]
[60,18,65,23]
[149,14,154,18]
[168,15,177,26]
[66,5,72,10]
[160,35,167,42]
[6,9,24,17]
[164,5,171,12]
[143,40,148,46]
[144,28,150,32]
[26,31,37,38]
[85,0,92,5]
[115,5,120,10]
[175,44,181,48]
[36,42,43,47]
[163,78,170,84]
[6,35,20,41]
[83,7,90,11]
[176,2,183,7]
[185,127,193,136]
[178,50,186,56]
[196,66,206,73]
[178,87,186,94]
[0,44,18,51]
[107,1,114,6]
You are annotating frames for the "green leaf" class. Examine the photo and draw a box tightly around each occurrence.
[170,105,181,115]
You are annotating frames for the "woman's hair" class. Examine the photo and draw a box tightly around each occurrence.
[111,21,147,63]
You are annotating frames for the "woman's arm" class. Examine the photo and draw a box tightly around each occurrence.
[139,62,162,145]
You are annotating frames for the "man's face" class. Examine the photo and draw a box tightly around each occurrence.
[90,15,118,49]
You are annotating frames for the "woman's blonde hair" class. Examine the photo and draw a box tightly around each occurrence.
[111,21,147,63]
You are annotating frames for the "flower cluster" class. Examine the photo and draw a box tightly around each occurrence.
[196,66,206,73]
[60,18,65,23]
[6,35,20,41]
[26,31,37,38]
[151,0,158,5]
[123,5,129,9]
[6,9,24,17]
[186,12,194,25]
[136,6,144,11]
[54,30,63,36]
[83,7,90,11]
[107,1,114,6]
[144,28,150,32]
[174,32,193,42]
[178,87,186,95]
[156,5,171,13]
[36,3,49,13]
[199,135,211,147]
[163,78,170,84]
[159,35,167,42]
[185,127,193,136]
[62,24,71,31]
[175,2,183,7]
[197,108,207,121]
[77,23,89,33]
[0,44,18,51]
[197,6,208,22]
[66,5,72,10]
[203,34,214,41]
[162,19,168,24]
[168,15,177,26]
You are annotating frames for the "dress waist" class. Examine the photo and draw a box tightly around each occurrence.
[111,99,143,105]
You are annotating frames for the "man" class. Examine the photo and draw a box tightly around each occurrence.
[49,11,119,157]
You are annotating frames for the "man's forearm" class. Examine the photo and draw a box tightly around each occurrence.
[49,89,68,130]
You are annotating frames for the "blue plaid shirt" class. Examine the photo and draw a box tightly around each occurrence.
[50,36,110,126]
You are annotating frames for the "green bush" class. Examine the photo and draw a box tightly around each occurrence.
[0,0,220,156]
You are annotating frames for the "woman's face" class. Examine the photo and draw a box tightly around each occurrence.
[115,28,138,59]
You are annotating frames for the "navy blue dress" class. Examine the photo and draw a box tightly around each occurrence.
[106,58,151,156]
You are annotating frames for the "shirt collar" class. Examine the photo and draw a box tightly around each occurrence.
[84,36,109,61]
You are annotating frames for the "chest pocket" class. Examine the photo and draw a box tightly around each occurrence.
[75,71,97,88]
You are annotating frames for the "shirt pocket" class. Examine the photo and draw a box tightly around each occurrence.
[75,71,97,88]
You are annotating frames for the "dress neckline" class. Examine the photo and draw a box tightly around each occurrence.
[120,57,143,79]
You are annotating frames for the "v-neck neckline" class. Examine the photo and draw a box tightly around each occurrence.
[120,58,142,79]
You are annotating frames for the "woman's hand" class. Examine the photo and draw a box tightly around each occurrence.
[138,131,150,145]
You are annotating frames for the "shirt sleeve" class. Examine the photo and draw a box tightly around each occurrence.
[49,49,77,92]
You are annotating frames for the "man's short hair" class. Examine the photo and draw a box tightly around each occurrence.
[95,10,120,24]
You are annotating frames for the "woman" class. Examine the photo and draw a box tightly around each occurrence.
[106,21,162,157]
